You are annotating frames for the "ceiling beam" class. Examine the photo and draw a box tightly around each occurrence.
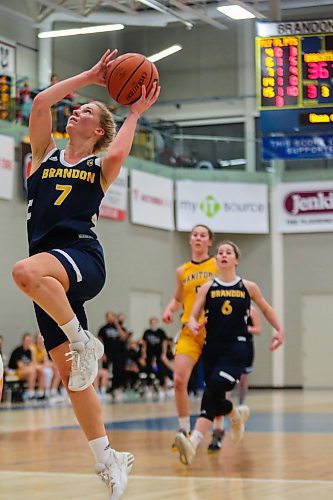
[137,0,194,29]
[103,0,138,15]
[169,0,228,30]
[36,0,85,19]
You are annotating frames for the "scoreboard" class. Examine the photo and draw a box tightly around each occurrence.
[257,34,333,109]
[256,19,333,133]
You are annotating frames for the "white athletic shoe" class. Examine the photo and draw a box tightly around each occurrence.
[174,432,196,465]
[230,405,250,444]
[66,331,104,392]
[95,449,135,499]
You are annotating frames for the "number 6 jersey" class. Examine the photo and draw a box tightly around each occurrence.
[27,148,105,255]
[204,277,251,348]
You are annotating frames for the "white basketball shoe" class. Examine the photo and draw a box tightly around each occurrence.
[66,330,104,391]
[174,432,196,465]
[95,449,135,499]
[230,405,250,444]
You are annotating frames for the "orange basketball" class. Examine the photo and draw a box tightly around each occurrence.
[106,53,159,106]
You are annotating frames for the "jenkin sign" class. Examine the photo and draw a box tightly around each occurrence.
[277,181,333,233]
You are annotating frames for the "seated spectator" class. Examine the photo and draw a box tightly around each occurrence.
[31,333,61,398]
[124,337,146,391]
[93,360,110,400]
[161,336,175,379]
[7,333,45,401]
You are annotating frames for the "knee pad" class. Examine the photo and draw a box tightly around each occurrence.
[200,379,235,420]
[216,398,233,416]
[200,385,217,421]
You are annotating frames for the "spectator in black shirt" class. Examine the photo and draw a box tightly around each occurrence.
[98,311,128,396]
[142,317,167,388]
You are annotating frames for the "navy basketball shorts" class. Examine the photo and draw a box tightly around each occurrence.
[243,340,254,375]
[34,241,106,352]
[202,338,249,386]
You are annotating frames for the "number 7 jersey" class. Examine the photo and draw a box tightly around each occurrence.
[27,148,105,255]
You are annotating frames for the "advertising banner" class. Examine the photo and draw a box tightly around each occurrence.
[176,180,269,234]
[100,167,128,221]
[263,134,333,160]
[277,181,333,233]
[131,170,174,230]
[0,134,15,200]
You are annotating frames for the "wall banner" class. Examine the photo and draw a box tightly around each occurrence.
[100,167,128,221]
[130,170,174,230]
[176,180,269,234]
[0,134,15,200]
[262,134,333,160]
[277,181,333,233]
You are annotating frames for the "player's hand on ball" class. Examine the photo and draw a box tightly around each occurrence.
[88,49,118,87]
[129,83,160,116]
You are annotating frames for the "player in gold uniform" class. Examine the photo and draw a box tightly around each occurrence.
[163,225,218,441]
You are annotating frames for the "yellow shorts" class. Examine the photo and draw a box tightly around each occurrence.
[175,325,206,362]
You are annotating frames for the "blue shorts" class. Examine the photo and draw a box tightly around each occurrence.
[34,240,106,351]
[203,338,249,387]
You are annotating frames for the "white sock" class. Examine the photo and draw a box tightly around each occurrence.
[178,416,191,434]
[214,418,224,431]
[190,430,203,450]
[89,436,111,464]
[60,316,89,344]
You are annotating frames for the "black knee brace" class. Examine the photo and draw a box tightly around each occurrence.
[200,379,235,421]
[216,398,233,416]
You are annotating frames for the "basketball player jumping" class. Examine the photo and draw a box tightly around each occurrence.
[12,49,160,498]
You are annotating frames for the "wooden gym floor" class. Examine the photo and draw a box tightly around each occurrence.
[1,389,333,499]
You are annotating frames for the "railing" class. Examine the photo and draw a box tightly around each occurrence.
[4,78,333,172]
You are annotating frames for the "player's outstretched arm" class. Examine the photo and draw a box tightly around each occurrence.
[29,49,117,172]
[245,280,285,351]
[101,83,160,189]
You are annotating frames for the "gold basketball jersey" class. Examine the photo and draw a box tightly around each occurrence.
[180,257,218,323]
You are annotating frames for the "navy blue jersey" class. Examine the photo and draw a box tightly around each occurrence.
[204,277,251,349]
[27,148,105,254]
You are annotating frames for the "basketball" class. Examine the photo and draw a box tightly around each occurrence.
[106,53,159,106]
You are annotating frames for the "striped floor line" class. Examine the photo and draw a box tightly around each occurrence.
[0,470,333,485]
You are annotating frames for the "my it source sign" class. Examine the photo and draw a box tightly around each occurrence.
[277,181,333,233]
[176,180,269,233]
